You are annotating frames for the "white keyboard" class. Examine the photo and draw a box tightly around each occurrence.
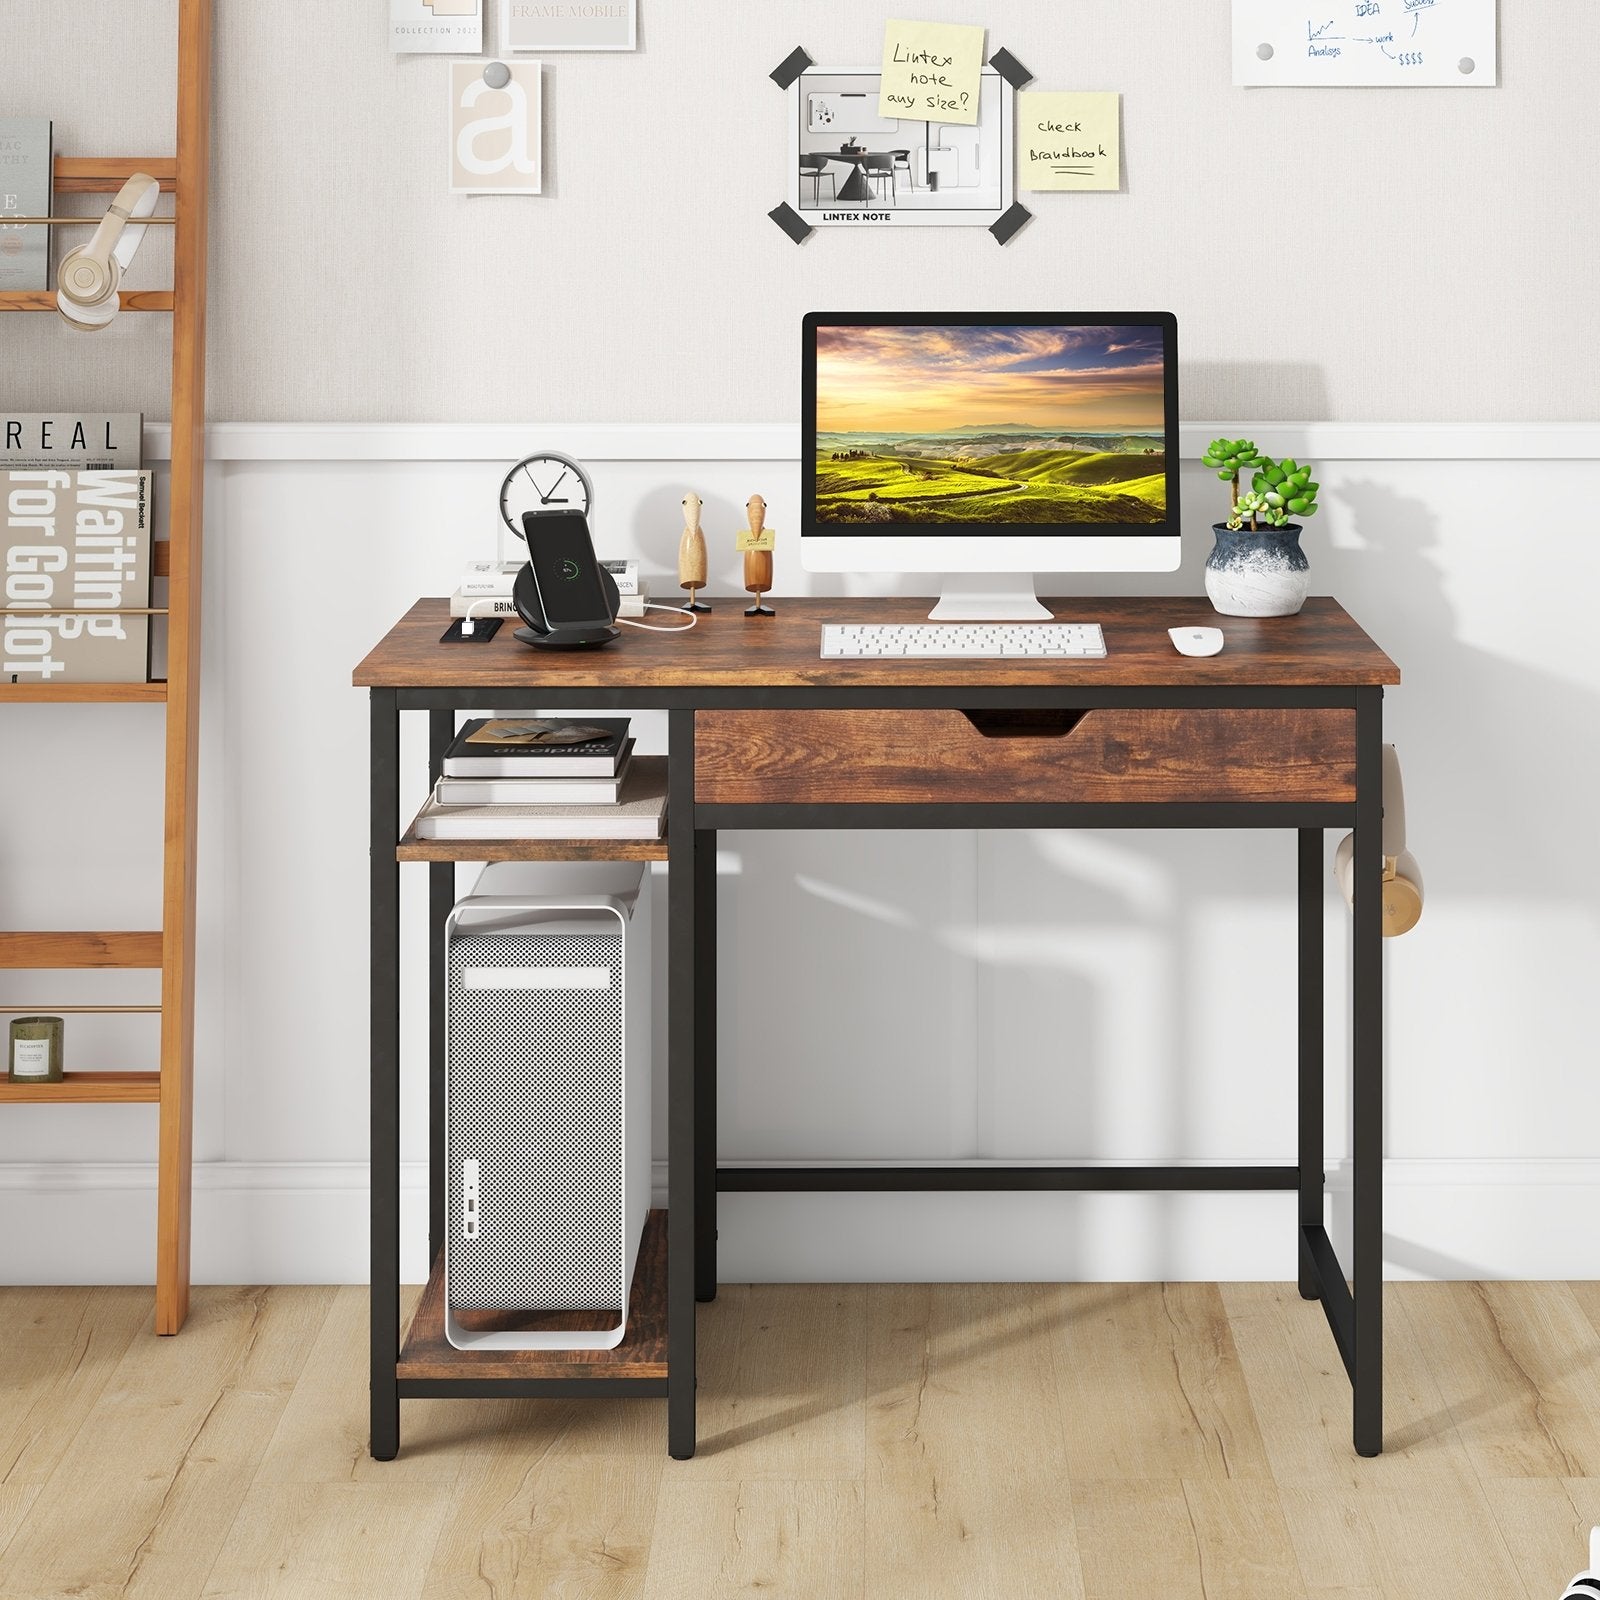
[820,622,1107,659]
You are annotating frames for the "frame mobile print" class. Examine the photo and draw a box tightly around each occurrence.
[502,0,636,52]
[786,63,1014,232]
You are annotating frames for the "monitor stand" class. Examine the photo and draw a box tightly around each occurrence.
[928,573,1052,623]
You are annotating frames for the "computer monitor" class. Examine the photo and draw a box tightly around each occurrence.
[802,312,1181,620]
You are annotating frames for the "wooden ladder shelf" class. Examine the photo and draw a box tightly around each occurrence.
[0,1,212,1333]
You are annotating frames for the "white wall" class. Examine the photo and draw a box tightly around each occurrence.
[1,1,1597,422]
[2,424,1599,1284]
[3,0,1597,1282]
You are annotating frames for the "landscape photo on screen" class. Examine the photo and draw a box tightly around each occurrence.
[814,323,1167,525]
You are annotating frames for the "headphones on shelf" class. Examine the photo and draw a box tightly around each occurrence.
[56,172,161,331]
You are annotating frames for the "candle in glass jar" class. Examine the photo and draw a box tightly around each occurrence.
[9,1016,64,1083]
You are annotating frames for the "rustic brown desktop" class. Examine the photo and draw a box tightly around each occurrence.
[354,595,1401,1461]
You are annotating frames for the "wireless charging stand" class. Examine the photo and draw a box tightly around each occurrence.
[511,563,622,651]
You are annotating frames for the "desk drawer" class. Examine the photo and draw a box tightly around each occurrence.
[694,707,1356,806]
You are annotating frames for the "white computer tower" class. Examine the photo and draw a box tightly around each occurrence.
[443,860,651,1351]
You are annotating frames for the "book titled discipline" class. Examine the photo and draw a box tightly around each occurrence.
[3,469,153,684]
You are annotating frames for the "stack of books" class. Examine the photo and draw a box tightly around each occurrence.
[448,559,652,621]
[413,718,667,840]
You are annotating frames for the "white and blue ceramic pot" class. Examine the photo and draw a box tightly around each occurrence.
[1204,522,1310,618]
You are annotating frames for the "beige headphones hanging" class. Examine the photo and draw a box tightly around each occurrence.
[1334,744,1423,936]
[56,172,161,331]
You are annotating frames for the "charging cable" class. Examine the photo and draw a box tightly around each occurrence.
[458,594,505,637]
[615,603,699,634]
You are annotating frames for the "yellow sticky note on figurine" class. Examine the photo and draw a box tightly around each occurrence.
[879,19,985,126]
[1017,92,1121,191]
[736,525,775,553]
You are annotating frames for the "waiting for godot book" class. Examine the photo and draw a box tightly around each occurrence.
[2,468,153,683]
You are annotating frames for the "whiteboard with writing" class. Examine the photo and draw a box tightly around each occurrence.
[1233,0,1496,86]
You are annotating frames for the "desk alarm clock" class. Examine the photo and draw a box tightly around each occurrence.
[500,451,594,540]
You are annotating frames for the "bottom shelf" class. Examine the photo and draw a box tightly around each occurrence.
[0,1071,160,1104]
[397,1208,668,1382]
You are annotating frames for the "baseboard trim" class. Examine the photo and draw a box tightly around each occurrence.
[1,1158,1596,1284]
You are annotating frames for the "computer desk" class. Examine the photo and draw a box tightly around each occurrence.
[354,594,1401,1462]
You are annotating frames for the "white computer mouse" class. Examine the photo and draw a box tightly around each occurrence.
[1169,626,1224,658]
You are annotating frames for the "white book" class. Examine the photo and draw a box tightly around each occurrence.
[2,469,153,683]
[450,585,650,618]
[413,756,666,840]
[457,560,522,596]
[0,119,52,292]
[433,745,634,806]
[450,589,518,618]
[601,558,641,596]
[2,413,143,469]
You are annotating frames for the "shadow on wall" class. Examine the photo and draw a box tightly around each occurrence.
[702,446,1600,1214]
[635,482,750,597]
[716,831,984,1163]
[1325,480,1600,910]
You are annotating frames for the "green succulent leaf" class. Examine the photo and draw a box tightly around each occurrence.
[1240,450,1322,529]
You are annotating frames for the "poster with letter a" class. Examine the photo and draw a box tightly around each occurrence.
[449,61,542,194]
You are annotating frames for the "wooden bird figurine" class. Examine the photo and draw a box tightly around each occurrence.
[677,492,711,612]
[742,493,775,616]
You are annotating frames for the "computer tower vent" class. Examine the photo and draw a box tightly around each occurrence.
[446,929,625,1312]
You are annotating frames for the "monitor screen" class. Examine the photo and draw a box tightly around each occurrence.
[803,313,1178,537]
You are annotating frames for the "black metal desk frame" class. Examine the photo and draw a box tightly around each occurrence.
[369,678,1385,1462]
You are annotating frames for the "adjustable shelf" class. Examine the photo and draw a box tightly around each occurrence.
[2,545,175,700]
[0,1073,162,1105]
[0,682,170,704]
[0,932,162,967]
[0,3,212,1333]
[0,160,180,314]
[0,980,162,1101]
[0,290,175,314]
[397,835,669,863]
[396,1209,668,1390]
[396,754,670,862]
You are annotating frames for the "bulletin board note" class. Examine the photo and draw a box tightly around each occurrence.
[1018,93,1120,191]
[879,19,985,125]
[1232,0,1497,86]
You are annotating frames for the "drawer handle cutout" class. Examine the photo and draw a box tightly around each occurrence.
[959,708,1089,739]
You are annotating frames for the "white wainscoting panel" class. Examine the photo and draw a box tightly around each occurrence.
[2,424,1597,1283]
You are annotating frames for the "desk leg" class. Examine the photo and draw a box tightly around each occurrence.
[667,711,698,1459]
[369,690,401,1461]
[695,827,718,1303]
[1352,688,1385,1457]
[1298,828,1325,1299]
[428,710,453,1265]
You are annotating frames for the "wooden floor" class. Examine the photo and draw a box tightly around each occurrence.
[3,1281,1600,1597]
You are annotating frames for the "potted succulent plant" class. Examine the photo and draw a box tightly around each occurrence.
[1200,438,1321,617]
